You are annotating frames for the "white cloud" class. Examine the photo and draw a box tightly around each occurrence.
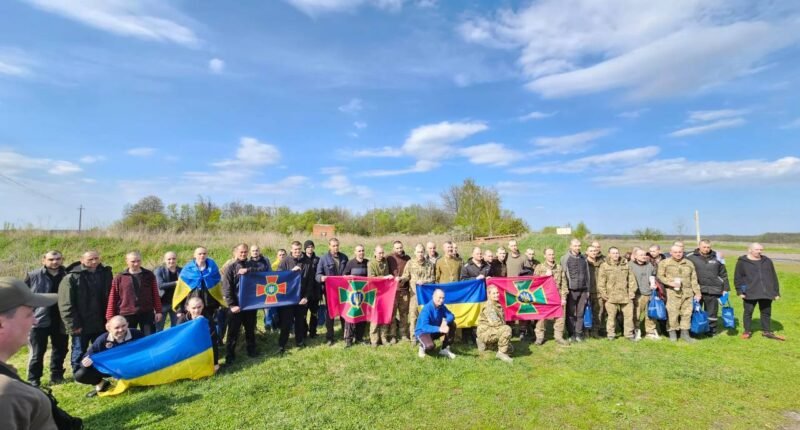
[126,147,156,157]
[669,118,746,137]
[460,143,519,166]
[462,1,800,100]
[79,155,106,164]
[320,166,345,175]
[338,98,363,114]
[495,181,542,196]
[687,109,749,123]
[360,160,439,177]
[403,121,488,160]
[208,58,225,74]
[0,150,82,176]
[532,128,613,155]
[284,0,404,16]
[22,0,200,47]
[618,109,648,119]
[512,146,660,174]
[353,146,403,158]
[354,121,367,129]
[322,174,373,198]
[519,111,556,121]
[781,118,800,129]
[213,137,281,167]
[596,156,800,186]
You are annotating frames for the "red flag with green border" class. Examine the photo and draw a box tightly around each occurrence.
[324,276,397,324]
[487,276,563,321]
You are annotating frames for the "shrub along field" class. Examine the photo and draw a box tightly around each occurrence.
[2,232,799,429]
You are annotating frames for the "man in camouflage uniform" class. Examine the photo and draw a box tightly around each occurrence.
[598,247,638,341]
[435,241,462,284]
[476,285,513,363]
[401,244,436,344]
[586,245,605,337]
[533,248,569,345]
[657,244,701,342]
[367,245,393,347]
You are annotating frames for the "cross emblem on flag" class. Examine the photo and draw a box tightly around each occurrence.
[505,279,548,315]
[256,275,287,305]
[338,279,377,318]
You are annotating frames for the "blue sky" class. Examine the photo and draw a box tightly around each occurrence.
[1,0,799,234]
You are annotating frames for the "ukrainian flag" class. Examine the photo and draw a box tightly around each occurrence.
[417,280,486,327]
[91,318,215,396]
[172,258,225,311]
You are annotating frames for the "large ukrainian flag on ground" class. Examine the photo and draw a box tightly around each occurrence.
[172,258,225,311]
[91,318,215,396]
[417,280,486,327]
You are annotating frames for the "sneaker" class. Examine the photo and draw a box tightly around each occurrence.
[389,338,398,345]
[308,332,318,339]
[418,346,426,358]
[29,380,41,388]
[634,329,642,341]
[534,338,544,346]
[645,333,660,341]
[741,332,752,339]
[277,347,286,355]
[495,351,513,363]
[476,338,486,352]
[762,332,786,341]
[326,339,335,346]
[607,336,615,341]
[574,335,585,343]
[86,380,110,398]
[627,337,639,342]
[669,331,678,342]
[518,333,527,343]
[438,347,456,359]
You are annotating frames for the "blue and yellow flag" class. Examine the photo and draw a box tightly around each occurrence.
[91,318,215,396]
[417,280,487,327]
[172,258,225,311]
[238,271,301,311]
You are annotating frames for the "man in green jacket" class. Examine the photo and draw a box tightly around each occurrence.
[598,247,638,341]
[476,285,513,363]
[657,245,701,342]
[367,246,393,347]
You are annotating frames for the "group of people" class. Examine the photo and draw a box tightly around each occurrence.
[0,236,785,419]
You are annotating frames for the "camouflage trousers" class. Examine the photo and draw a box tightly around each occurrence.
[605,301,634,338]
[666,291,692,331]
[590,294,607,335]
[476,324,512,353]
[408,287,419,341]
[369,323,391,345]
[633,294,657,335]
[391,289,410,340]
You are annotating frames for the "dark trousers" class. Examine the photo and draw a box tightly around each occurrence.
[124,313,155,336]
[215,309,228,341]
[418,321,457,352]
[155,307,178,332]
[326,316,345,342]
[74,365,107,386]
[743,299,773,333]
[279,305,308,348]
[226,309,257,358]
[27,326,68,382]
[344,321,367,343]
[701,294,721,333]
[566,290,589,337]
[70,332,101,374]
[307,299,320,336]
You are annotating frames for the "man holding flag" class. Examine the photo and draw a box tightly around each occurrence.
[415,289,456,359]
[222,244,261,362]
[401,244,436,344]
[277,241,311,353]
[173,247,224,332]
[316,238,348,346]
[533,248,569,346]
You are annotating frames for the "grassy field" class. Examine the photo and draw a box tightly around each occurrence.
[2,232,799,429]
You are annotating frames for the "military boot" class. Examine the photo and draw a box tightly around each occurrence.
[496,351,513,363]
[476,337,486,352]
[669,331,678,342]
[680,329,696,343]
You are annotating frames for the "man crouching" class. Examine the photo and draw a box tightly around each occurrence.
[476,285,513,363]
[414,289,457,359]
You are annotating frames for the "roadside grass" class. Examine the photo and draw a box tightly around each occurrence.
[3,232,800,428]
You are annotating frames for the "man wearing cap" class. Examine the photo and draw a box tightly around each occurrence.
[58,250,113,375]
[1,277,64,429]
[24,251,68,387]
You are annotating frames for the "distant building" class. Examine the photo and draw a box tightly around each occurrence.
[556,227,572,236]
[313,224,336,238]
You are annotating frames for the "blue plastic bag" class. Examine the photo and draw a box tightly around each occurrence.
[317,304,327,327]
[722,304,735,329]
[690,299,710,334]
[647,290,667,321]
[583,302,593,329]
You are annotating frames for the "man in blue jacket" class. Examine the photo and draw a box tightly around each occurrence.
[415,289,456,359]
[315,238,348,346]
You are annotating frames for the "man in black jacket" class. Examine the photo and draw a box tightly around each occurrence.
[687,240,730,337]
[734,243,784,341]
[24,251,67,387]
[154,251,181,332]
[222,244,260,362]
[58,250,113,375]
[302,240,322,339]
[278,241,312,353]
[316,238,349,346]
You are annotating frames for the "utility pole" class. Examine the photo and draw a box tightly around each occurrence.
[78,205,84,233]
[694,210,700,245]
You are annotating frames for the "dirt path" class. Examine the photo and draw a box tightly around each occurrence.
[717,249,800,264]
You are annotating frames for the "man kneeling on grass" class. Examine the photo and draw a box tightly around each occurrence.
[74,316,143,397]
[415,289,457,359]
[476,285,513,363]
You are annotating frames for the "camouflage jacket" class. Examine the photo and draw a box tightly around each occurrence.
[478,301,506,329]
[598,259,637,304]
[401,258,435,292]
[587,257,604,295]
[533,261,568,300]
[657,258,701,297]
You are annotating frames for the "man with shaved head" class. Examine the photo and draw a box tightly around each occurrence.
[657,244,701,342]
[106,251,162,336]
[687,240,730,337]
[154,251,181,332]
[59,250,113,374]
[560,239,591,342]
[735,243,784,340]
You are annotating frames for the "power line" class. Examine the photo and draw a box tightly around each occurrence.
[0,172,71,207]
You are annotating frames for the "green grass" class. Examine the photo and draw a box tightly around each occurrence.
[3,233,800,428]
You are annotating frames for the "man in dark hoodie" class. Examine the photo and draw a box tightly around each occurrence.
[222,244,261,362]
[24,250,67,387]
[460,246,490,345]
[342,245,369,347]
[303,240,322,339]
[687,240,730,337]
[316,238,348,346]
[735,243,783,341]
[278,241,312,353]
[58,250,113,375]
[105,251,162,336]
